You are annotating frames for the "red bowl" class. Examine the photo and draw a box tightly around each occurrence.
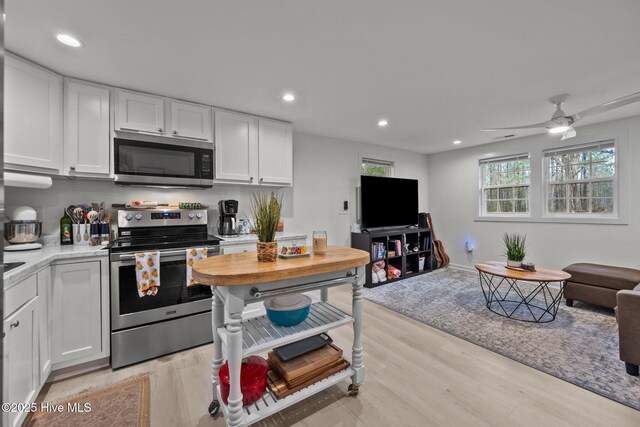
[219,355,268,406]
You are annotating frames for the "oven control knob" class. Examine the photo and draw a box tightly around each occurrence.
[196,212,203,219]
[134,213,143,221]
[188,212,195,219]
[125,213,133,221]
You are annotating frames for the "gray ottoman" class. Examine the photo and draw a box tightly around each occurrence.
[563,263,640,309]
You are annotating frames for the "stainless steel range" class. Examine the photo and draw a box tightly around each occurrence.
[109,208,220,368]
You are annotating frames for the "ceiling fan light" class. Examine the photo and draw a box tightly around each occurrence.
[561,127,577,141]
[548,125,571,134]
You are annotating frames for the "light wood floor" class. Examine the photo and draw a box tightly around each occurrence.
[37,286,640,427]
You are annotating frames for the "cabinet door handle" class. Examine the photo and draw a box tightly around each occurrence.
[173,130,178,135]
[158,128,163,133]
[10,321,19,328]
[250,177,254,182]
[70,166,76,171]
[259,178,264,183]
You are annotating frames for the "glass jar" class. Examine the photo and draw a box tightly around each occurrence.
[313,230,327,255]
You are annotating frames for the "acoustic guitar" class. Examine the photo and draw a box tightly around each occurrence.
[426,213,450,268]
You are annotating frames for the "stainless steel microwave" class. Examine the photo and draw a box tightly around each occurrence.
[114,138,213,188]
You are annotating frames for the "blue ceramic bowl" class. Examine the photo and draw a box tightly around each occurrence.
[265,294,312,327]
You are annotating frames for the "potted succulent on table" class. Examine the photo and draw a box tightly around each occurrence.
[502,232,526,268]
[251,192,282,262]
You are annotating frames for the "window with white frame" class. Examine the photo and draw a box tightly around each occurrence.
[362,157,394,177]
[479,154,530,215]
[544,141,616,215]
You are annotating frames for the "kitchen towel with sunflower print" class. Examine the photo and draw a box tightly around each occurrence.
[186,247,208,286]
[135,251,160,297]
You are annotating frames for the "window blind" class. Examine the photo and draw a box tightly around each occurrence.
[543,140,614,158]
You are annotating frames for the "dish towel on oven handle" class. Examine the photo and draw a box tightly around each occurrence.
[187,247,208,286]
[135,251,160,297]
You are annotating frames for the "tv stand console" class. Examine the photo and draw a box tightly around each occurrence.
[351,227,433,288]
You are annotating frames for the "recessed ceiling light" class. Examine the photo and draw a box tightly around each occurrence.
[453,140,462,145]
[56,34,83,47]
[282,93,295,102]
[378,120,388,127]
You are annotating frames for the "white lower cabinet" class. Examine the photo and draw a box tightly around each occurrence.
[51,260,106,367]
[3,297,39,427]
[2,257,109,426]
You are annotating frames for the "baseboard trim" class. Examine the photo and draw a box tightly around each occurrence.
[48,357,110,382]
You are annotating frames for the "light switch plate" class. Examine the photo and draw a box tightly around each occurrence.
[338,200,348,215]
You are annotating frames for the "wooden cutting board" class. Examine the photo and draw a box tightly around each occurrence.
[268,344,343,382]
[267,359,350,399]
[276,358,347,388]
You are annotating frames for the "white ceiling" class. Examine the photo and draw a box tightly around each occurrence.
[7,0,640,154]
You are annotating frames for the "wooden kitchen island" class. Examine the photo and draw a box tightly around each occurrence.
[193,246,370,427]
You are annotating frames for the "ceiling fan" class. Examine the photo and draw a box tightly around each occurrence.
[483,91,640,140]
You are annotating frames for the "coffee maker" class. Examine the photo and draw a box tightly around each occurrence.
[218,200,239,236]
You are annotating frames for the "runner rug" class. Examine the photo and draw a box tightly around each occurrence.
[25,374,150,427]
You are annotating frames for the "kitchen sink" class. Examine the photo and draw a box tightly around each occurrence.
[3,262,25,272]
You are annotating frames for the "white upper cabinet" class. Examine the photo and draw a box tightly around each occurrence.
[4,54,63,173]
[116,89,165,134]
[215,110,258,183]
[258,119,293,185]
[214,110,293,186]
[169,100,213,141]
[64,79,111,176]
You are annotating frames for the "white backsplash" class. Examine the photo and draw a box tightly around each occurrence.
[6,177,294,237]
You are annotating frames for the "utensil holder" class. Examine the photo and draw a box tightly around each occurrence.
[72,224,90,246]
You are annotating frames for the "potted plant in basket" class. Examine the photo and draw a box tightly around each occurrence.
[502,233,526,268]
[251,192,282,262]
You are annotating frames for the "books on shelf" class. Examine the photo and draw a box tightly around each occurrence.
[389,239,402,256]
[421,236,431,251]
[371,242,386,260]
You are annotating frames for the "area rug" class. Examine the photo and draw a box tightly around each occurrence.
[25,375,150,427]
[364,268,640,410]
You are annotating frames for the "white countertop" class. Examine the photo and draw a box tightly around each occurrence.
[4,242,108,289]
[216,232,307,246]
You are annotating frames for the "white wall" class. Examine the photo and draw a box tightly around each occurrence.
[6,131,429,247]
[285,132,430,247]
[427,115,640,271]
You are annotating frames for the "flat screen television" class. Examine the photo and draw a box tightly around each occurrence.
[360,175,418,228]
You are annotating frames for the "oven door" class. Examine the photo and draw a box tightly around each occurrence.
[110,247,218,331]
[113,138,213,188]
